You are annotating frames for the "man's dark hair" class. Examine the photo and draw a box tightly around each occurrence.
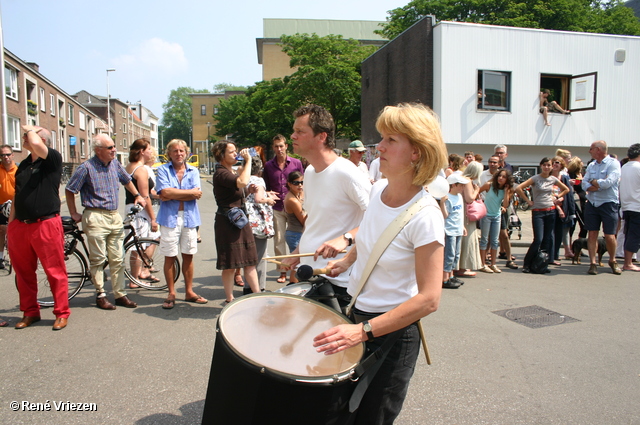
[627,143,640,160]
[293,104,335,149]
[272,134,286,145]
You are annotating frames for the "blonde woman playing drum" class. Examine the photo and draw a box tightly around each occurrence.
[314,103,447,425]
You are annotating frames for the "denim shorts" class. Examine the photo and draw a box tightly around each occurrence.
[584,201,619,235]
[285,230,302,253]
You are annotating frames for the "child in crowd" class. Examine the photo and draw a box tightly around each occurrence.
[440,174,469,288]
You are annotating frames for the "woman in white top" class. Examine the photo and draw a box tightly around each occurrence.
[313,103,447,425]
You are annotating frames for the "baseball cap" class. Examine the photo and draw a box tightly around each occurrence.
[348,140,366,152]
[446,174,470,185]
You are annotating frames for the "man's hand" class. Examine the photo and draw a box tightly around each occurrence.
[590,179,600,190]
[71,212,82,223]
[133,196,147,208]
[314,236,348,260]
[326,258,350,277]
[192,188,203,200]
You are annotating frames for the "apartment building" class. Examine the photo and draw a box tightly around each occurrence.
[2,48,105,164]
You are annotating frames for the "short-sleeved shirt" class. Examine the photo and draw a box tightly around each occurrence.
[531,174,559,210]
[66,155,131,210]
[263,156,304,212]
[155,162,201,229]
[213,165,243,210]
[14,148,62,221]
[0,163,17,204]
[444,192,464,236]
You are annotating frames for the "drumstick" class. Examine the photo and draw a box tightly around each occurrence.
[265,259,287,267]
[263,250,347,261]
[417,321,432,365]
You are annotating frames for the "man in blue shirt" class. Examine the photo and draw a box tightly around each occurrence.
[155,139,204,309]
[66,134,145,309]
[581,140,621,275]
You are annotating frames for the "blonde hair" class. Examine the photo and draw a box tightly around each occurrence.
[165,139,190,157]
[375,103,448,186]
[555,149,571,161]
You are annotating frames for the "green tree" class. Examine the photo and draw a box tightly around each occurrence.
[215,34,377,144]
[161,86,209,144]
[281,34,377,139]
[377,0,640,39]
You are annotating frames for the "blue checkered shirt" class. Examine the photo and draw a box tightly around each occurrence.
[66,155,131,210]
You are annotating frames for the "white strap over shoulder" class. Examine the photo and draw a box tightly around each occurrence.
[345,195,430,317]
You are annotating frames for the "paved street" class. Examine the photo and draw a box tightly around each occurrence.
[1,176,639,425]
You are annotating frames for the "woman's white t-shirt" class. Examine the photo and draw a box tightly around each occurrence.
[349,180,445,313]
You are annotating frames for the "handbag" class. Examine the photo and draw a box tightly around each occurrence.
[247,198,275,238]
[466,199,487,221]
[226,207,248,229]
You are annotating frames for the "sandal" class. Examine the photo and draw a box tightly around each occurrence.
[185,295,208,304]
[234,273,245,287]
[162,298,175,309]
[0,319,8,327]
[277,273,287,284]
[506,261,519,270]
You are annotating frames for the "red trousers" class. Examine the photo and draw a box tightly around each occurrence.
[8,217,70,318]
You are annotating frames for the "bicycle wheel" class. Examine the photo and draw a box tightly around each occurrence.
[124,238,177,290]
[14,249,88,307]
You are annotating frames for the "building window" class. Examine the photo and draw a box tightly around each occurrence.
[201,105,206,115]
[477,70,511,111]
[79,111,86,130]
[541,72,597,112]
[123,123,127,133]
[40,88,46,111]
[51,130,57,150]
[80,138,86,157]
[122,107,126,116]
[214,107,219,115]
[123,138,127,148]
[68,104,75,125]
[50,94,55,116]
[6,116,21,149]
[4,66,18,100]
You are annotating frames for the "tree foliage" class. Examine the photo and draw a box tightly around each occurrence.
[377,0,640,39]
[161,86,209,144]
[213,83,248,93]
[215,34,377,145]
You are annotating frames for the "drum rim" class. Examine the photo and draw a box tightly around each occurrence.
[274,282,313,294]
[218,293,364,384]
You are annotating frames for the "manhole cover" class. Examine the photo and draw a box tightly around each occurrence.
[492,305,580,329]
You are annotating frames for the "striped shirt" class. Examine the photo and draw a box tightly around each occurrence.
[66,156,131,210]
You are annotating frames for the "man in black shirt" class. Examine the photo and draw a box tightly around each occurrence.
[8,125,69,330]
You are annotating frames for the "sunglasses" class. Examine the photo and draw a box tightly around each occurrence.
[488,161,498,164]
[290,181,304,186]
[553,161,562,165]
[100,145,116,150]
[0,153,12,157]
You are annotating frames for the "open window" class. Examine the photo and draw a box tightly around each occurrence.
[540,72,597,112]
[478,70,511,111]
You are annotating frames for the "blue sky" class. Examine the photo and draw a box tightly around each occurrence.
[1,0,408,122]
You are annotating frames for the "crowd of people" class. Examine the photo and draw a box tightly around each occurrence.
[2,105,640,424]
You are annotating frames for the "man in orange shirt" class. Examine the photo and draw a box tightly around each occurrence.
[0,144,17,270]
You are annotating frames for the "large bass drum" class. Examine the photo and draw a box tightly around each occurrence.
[201,293,364,425]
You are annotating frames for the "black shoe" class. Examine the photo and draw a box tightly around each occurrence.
[449,276,465,285]
[442,279,461,289]
[498,252,508,260]
[522,267,531,273]
[242,287,252,296]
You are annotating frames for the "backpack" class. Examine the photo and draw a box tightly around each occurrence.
[530,250,549,274]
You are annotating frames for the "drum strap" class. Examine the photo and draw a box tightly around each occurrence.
[345,196,429,317]
[348,329,404,414]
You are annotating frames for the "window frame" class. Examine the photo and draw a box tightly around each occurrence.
[50,94,55,116]
[477,70,511,112]
[68,104,75,126]
[540,72,597,113]
[201,105,206,115]
[6,116,21,150]
[4,66,18,100]
[39,88,46,112]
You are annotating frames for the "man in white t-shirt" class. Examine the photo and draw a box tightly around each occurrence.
[283,105,371,301]
[347,140,370,178]
[479,155,501,186]
[620,143,640,272]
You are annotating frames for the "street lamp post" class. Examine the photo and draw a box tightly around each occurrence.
[106,69,116,138]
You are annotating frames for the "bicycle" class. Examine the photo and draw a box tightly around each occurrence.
[512,170,532,211]
[19,205,180,306]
